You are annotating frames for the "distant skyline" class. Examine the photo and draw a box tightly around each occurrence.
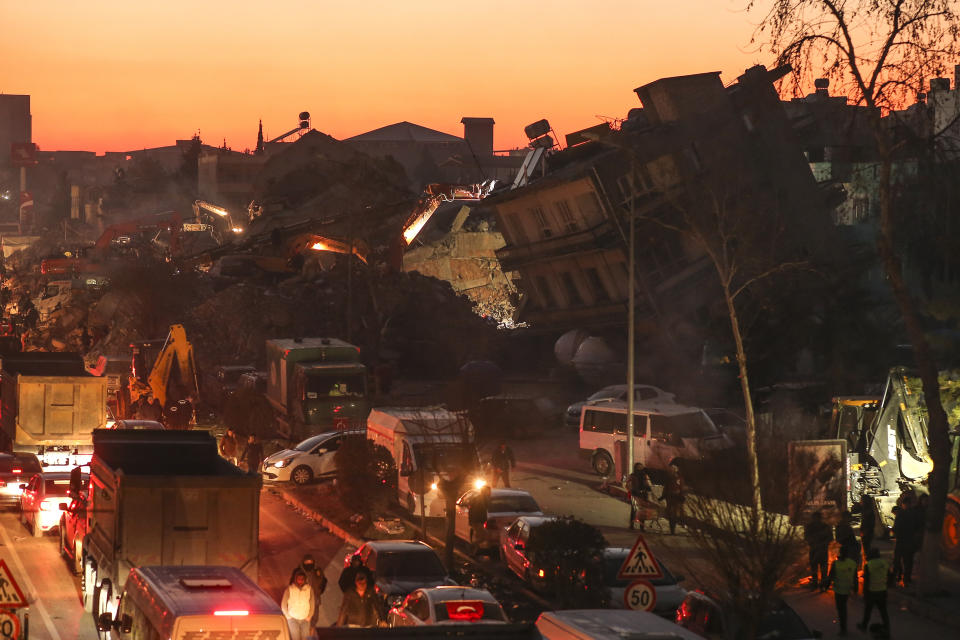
[1,1,779,154]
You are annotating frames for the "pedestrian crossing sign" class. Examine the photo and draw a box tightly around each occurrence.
[617,534,663,580]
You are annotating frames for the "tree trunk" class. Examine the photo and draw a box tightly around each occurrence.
[724,288,763,515]
[875,146,950,596]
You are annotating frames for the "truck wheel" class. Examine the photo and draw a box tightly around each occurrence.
[94,577,112,621]
[291,465,314,486]
[944,500,960,563]
[592,451,614,477]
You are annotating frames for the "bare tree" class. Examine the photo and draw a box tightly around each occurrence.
[751,0,960,594]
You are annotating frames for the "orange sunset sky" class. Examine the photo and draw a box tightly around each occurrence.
[1,1,775,154]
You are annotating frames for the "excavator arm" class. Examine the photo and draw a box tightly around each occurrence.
[400,181,496,246]
[130,324,200,407]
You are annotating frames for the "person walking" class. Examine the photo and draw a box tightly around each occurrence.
[628,462,652,531]
[858,548,891,635]
[242,434,264,474]
[827,545,859,636]
[338,555,373,593]
[281,568,315,640]
[299,554,327,636]
[661,463,685,535]
[804,510,832,590]
[219,428,239,465]
[336,572,383,627]
[490,442,515,488]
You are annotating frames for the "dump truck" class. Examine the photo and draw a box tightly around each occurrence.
[77,429,260,621]
[265,337,369,440]
[367,407,483,517]
[0,352,108,468]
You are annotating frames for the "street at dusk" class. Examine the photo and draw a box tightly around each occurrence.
[2,1,960,639]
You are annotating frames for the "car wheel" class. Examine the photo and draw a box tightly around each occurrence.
[592,451,614,477]
[291,465,314,486]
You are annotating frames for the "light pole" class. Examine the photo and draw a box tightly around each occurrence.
[626,167,635,482]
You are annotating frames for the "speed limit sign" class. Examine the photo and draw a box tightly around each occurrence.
[624,579,657,611]
[0,610,21,640]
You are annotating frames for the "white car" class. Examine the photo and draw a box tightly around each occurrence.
[388,586,508,626]
[454,488,543,554]
[261,430,360,485]
[565,384,676,426]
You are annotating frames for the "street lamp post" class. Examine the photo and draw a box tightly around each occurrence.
[626,175,635,483]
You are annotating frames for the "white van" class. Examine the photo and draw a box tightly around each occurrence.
[536,609,704,640]
[97,566,289,640]
[579,402,733,478]
[367,407,484,517]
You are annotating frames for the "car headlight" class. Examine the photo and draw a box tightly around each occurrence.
[273,458,292,468]
[473,478,487,490]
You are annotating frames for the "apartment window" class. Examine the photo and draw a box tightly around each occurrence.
[554,200,580,233]
[560,271,584,306]
[584,267,611,302]
[535,275,556,308]
[531,206,553,238]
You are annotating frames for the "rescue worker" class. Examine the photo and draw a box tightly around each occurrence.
[242,433,264,474]
[827,545,859,636]
[336,572,383,627]
[858,548,891,635]
[299,554,327,634]
[281,568,315,640]
[219,428,239,465]
[661,463,685,535]
[892,492,919,587]
[338,555,373,593]
[804,510,831,590]
[490,441,516,488]
[628,462,652,531]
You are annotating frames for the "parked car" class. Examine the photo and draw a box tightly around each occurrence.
[345,540,457,608]
[387,586,508,627]
[565,384,676,426]
[454,488,543,555]
[58,468,90,574]
[20,471,87,537]
[499,515,559,587]
[0,452,42,509]
[601,548,687,617]
[675,591,821,639]
[261,430,362,485]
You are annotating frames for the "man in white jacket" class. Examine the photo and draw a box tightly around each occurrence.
[281,568,315,640]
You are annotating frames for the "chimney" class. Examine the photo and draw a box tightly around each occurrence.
[461,117,495,156]
[814,78,830,97]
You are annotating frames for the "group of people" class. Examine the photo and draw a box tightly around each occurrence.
[279,553,385,638]
[627,461,685,534]
[218,428,265,472]
[808,490,930,637]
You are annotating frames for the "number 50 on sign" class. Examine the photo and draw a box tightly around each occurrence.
[624,580,657,611]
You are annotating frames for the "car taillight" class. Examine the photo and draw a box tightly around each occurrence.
[214,610,248,617]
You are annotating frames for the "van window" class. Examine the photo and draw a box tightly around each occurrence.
[582,410,625,434]
[650,412,717,441]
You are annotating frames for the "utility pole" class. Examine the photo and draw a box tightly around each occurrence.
[626,173,636,480]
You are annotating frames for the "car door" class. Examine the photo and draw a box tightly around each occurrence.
[631,414,652,467]
[502,520,524,577]
[312,435,341,477]
[21,475,40,524]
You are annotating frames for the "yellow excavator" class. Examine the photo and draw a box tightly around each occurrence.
[129,324,200,407]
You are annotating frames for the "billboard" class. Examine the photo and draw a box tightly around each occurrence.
[788,439,847,525]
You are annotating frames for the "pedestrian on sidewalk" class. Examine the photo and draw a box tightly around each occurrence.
[628,462,652,531]
[827,545,859,636]
[858,548,891,636]
[661,462,685,535]
[219,428,239,465]
[490,441,515,488]
[242,433,264,474]
[281,568,315,640]
[299,554,327,637]
[804,509,831,590]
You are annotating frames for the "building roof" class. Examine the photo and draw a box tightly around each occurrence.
[346,121,463,144]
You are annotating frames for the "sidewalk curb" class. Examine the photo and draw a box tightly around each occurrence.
[279,489,364,548]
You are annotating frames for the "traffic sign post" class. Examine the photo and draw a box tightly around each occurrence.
[623,579,657,611]
[616,534,663,580]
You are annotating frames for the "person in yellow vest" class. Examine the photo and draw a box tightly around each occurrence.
[857,547,891,636]
[827,545,859,636]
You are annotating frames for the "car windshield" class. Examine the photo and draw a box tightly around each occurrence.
[588,387,622,401]
[489,495,540,513]
[377,551,447,580]
[304,373,365,398]
[0,456,42,474]
[603,554,676,587]
[650,411,718,439]
[295,434,331,452]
